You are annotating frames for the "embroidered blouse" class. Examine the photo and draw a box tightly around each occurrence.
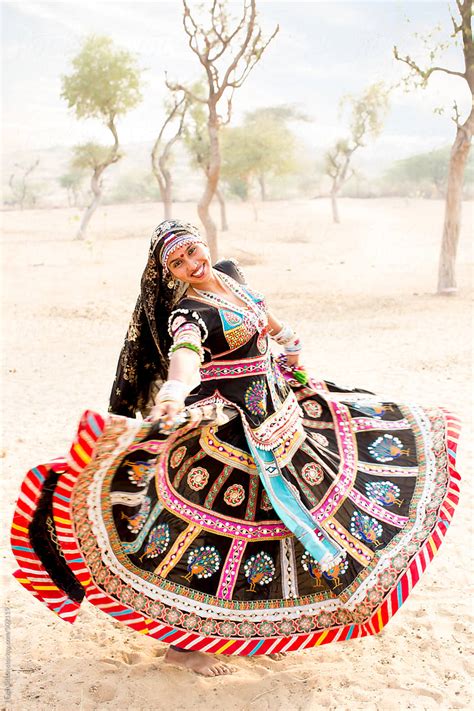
[167,261,300,443]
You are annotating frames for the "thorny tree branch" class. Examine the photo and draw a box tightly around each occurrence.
[176,0,278,106]
[393,0,473,95]
[393,47,465,82]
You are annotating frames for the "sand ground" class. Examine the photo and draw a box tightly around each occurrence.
[1,198,472,711]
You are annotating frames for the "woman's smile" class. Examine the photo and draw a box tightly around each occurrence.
[190,262,206,279]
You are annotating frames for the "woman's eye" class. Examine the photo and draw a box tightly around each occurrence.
[188,247,195,255]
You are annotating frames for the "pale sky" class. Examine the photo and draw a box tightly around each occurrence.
[1,0,471,164]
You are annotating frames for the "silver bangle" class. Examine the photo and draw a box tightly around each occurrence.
[156,379,189,404]
[272,323,294,345]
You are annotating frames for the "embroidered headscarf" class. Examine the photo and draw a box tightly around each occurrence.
[108,220,205,417]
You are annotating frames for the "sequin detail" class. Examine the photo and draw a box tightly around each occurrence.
[244,381,267,417]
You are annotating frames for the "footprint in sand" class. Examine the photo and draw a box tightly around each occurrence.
[101,650,152,667]
[87,681,117,703]
[409,685,445,704]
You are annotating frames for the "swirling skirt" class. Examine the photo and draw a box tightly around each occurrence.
[10,379,461,655]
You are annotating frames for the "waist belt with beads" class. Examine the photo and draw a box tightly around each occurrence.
[200,353,269,381]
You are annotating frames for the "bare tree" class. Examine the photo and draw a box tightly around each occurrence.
[151,90,189,219]
[167,0,278,258]
[325,140,356,224]
[394,0,473,295]
[9,159,40,210]
[182,83,229,231]
[214,187,229,231]
[324,83,389,223]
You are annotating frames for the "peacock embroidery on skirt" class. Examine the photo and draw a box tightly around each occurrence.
[244,552,276,592]
[139,524,170,562]
[368,434,410,463]
[350,511,383,547]
[121,496,151,533]
[183,546,221,582]
[365,481,404,507]
[301,551,349,589]
[124,460,156,487]
[244,381,267,417]
[350,402,395,418]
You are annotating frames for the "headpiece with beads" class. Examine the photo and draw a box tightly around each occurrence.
[151,220,207,275]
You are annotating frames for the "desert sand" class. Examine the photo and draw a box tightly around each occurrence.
[1,197,472,711]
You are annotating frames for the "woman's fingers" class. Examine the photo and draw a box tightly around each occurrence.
[286,354,299,367]
[149,402,166,420]
[163,401,181,426]
[149,400,184,429]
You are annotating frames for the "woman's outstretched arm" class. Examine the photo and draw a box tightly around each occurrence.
[267,308,300,366]
[149,348,200,425]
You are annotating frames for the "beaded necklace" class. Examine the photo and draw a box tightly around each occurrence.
[192,271,267,334]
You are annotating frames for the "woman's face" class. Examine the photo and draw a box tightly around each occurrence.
[167,242,211,286]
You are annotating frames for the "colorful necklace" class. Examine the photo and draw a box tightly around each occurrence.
[192,271,268,334]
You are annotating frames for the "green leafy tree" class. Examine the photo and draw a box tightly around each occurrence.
[58,168,86,207]
[324,83,389,223]
[394,0,473,295]
[61,35,143,239]
[221,106,304,202]
[384,146,474,198]
[106,171,161,205]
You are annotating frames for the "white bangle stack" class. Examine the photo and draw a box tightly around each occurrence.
[156,379,189,404]
[272,323,294,346]
[272,323,302,354]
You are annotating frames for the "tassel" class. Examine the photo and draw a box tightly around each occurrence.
[293,368,309,385]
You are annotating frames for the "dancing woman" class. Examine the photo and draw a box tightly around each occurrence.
[11,220,461,677]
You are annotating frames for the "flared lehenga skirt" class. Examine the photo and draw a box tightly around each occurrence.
[10,378,461,656]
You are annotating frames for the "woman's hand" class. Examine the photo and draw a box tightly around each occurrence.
[149,399,184,428]
[286,353,300,367]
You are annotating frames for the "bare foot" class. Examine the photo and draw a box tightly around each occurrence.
[268,652,288,660]
[164,647,235,677]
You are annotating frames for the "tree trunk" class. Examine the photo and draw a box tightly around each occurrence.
[258,174,267,201]
[198,101,220,260]
[163,179,173,220]
[250,197,258,222]
[330,189,340,224]
[437,108,473,294]
[75,170,102,241]
[215,188,228,231]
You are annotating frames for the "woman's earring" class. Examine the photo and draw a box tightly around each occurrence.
[167,278,175,289]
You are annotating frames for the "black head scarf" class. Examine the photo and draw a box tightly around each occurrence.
[108,220,201,417]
